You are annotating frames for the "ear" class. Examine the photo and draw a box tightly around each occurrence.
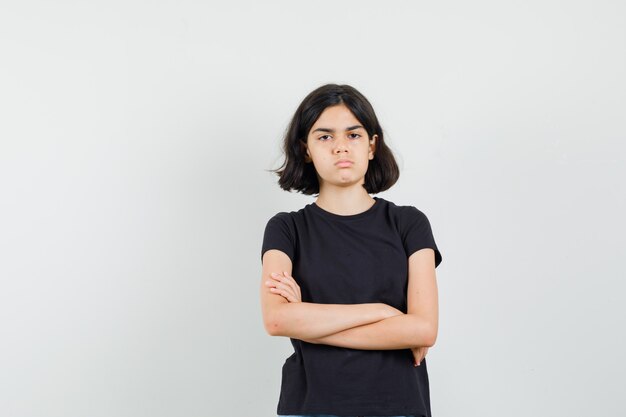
[301,140,312,162]
[369,134,377,159]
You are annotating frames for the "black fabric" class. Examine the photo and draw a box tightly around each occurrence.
[261,196,442,417]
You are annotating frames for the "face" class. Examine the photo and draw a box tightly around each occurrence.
[304,104,377,191]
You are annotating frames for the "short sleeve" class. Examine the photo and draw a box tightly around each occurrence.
[400,207,443,268]
[261,212,296,264]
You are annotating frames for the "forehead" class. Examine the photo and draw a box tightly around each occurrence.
[311,104,361,128]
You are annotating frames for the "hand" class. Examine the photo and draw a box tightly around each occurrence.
[411,346,428,367]
[265,271,302,303]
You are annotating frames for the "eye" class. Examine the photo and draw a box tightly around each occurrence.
[348,133,362,139]
[318,134,332,141]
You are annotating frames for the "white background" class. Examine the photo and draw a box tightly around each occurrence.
[1,1,624,416]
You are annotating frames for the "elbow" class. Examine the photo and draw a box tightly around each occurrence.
[418,333,436,348]
[264,319,282,336]
[412,318,437,347]
[424,330,437,347]
[425,324,438,347]
[263,310,285,337]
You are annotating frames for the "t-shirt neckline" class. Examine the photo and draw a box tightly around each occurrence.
[310,196,383,221]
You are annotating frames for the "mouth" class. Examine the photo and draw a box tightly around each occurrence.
[335,160,354,167]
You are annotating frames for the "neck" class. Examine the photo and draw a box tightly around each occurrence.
[315,184,375,216]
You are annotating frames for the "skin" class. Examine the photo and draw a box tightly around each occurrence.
[265,103,430,366]
[265,271,429,366]
[304,103,378,214]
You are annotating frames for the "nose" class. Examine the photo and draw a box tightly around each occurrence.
[334,136,349,153]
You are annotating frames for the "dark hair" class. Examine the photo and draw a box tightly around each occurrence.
[270,84,400,195]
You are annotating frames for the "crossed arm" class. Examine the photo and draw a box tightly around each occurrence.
[261,249,439,353]
[301,310,434,350]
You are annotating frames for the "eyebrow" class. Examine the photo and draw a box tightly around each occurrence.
[311,125,364,134]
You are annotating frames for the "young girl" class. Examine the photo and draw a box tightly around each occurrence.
[260,84,442,417]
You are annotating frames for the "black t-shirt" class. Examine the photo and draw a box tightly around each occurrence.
[260,196,442,417]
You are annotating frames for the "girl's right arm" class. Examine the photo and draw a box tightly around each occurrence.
[261,249,402,339]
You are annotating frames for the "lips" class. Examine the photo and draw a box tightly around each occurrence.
[335,159,353,167]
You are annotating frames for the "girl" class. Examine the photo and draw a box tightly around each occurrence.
[260,84,442,417]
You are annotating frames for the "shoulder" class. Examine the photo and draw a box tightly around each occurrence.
[262,204,311,238]
[383,199,442,266]
[263,211,297,238]
[261,210,302,264]
[383,198,430,225]
[263,206,305,229]
[265,211,293,224]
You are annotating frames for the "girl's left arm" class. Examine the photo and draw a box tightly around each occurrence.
[300,248,439,349]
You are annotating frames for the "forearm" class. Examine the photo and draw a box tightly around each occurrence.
[270,302,394,339]
[301,314,435,350]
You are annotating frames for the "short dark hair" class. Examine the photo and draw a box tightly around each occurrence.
[270,84,400,195]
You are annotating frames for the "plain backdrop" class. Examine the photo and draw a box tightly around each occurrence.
[1,1,624,416]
